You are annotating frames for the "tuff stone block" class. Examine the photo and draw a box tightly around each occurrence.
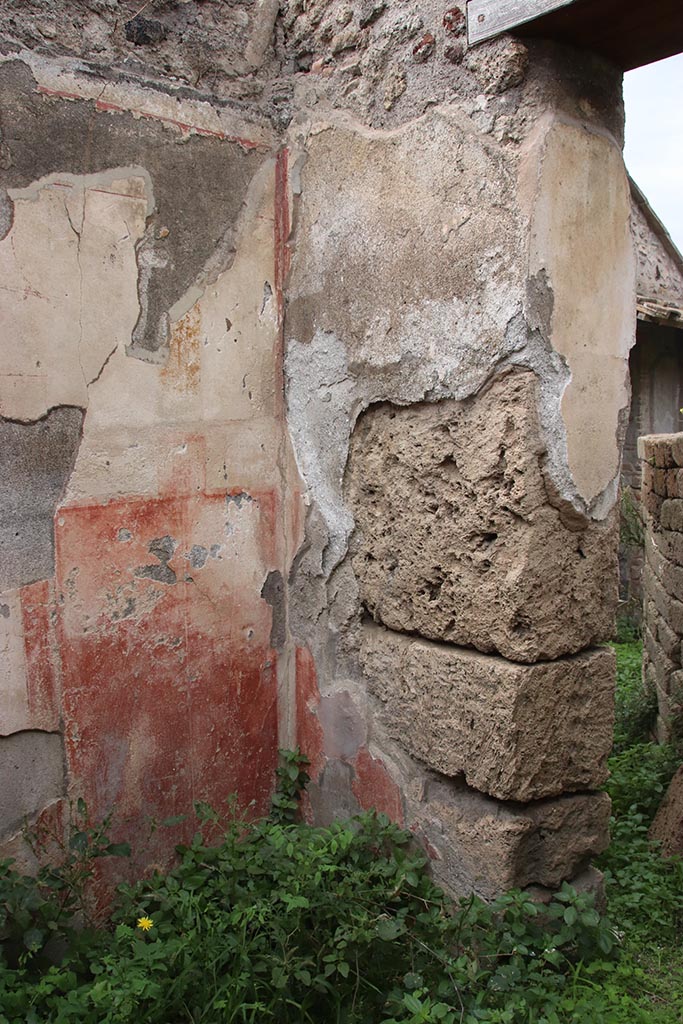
[650,765,683,858]
[651,528,683,568]
[361,624,614,801]
[639,433,683,468]
[661,499,683,533]
[347,371,618,664]
[412,779,611,900]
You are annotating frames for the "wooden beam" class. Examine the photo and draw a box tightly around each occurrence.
[467,0,577,45]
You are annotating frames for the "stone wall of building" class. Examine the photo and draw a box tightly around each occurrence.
[282,2,632,899]
[639,433,683,742]
[620,323,683,620]
[0,1,636,897]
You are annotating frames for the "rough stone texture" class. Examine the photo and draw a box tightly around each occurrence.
[649,765,683,858]
[282,23,629,894]
[347,371,618,663]
[640,433,683,741]
[632,189,683,307]
[360,624,615,801]
[0,408,84,591]
[0,1,635,896]
[527,865,607,915]
[0,1,281,108]
[412,778,611,900]
[0,730,65,839]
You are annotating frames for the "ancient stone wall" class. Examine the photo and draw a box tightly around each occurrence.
[283,2,631,899]
[619,187,683,621]
[639,433,683,741]
[0,0,635,897]
[620,324,683,619]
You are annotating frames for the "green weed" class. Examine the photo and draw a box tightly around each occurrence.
[1,644,682,1024]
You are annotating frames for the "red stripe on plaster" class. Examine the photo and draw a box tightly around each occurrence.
[274,147,290,416]
[36,86,261,149]
[21,579,61,732]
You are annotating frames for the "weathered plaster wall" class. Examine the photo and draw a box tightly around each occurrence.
[0,0,635,898]
[0,41,302,874]
[639,434,683,742]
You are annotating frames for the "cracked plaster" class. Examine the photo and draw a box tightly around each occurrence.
[0,169,150,422]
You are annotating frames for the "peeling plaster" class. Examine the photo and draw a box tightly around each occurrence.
[0,169,149,422]
[0,406,85,590]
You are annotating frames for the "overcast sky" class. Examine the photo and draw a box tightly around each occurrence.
[624,52,683,254]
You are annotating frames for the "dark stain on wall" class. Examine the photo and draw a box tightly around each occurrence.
[261,569,286,650]
[0,406,84,591]
[134,535,178,585]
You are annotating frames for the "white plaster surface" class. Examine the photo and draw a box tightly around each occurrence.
[0,170,150,421]
[64,160,281,503]
[525,118,636,503]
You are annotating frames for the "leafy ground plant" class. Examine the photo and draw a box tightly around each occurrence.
[1,644,682,1024]
[595,642,683,1022]
[0,802,635,1024]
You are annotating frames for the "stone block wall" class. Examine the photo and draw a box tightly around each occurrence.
[0,0,635,900]
[639,433,683,740]
[620,323,683,619]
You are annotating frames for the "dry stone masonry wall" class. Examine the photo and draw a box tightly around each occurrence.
[0,0,635,898]
[640,433,683,741]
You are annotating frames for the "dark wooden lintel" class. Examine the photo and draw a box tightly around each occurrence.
[467,0,683,71]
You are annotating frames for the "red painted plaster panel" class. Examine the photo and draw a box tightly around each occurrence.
[295,646,325,783]
[21,579,61,731]
[54,490,279,874]
[351,748,404,826]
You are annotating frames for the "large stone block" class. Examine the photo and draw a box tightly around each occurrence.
[661,499,683,533]
[639,433,683,469]
[347,371,618,663]
[361,625,614,801]
[412,779,611,900]
[650,765,683,858]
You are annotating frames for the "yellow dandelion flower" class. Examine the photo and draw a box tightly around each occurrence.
[137,916,154,932]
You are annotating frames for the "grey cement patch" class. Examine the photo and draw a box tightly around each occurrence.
[0,406,84,591]
[306,759,361,827]
[0,730,65,840]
